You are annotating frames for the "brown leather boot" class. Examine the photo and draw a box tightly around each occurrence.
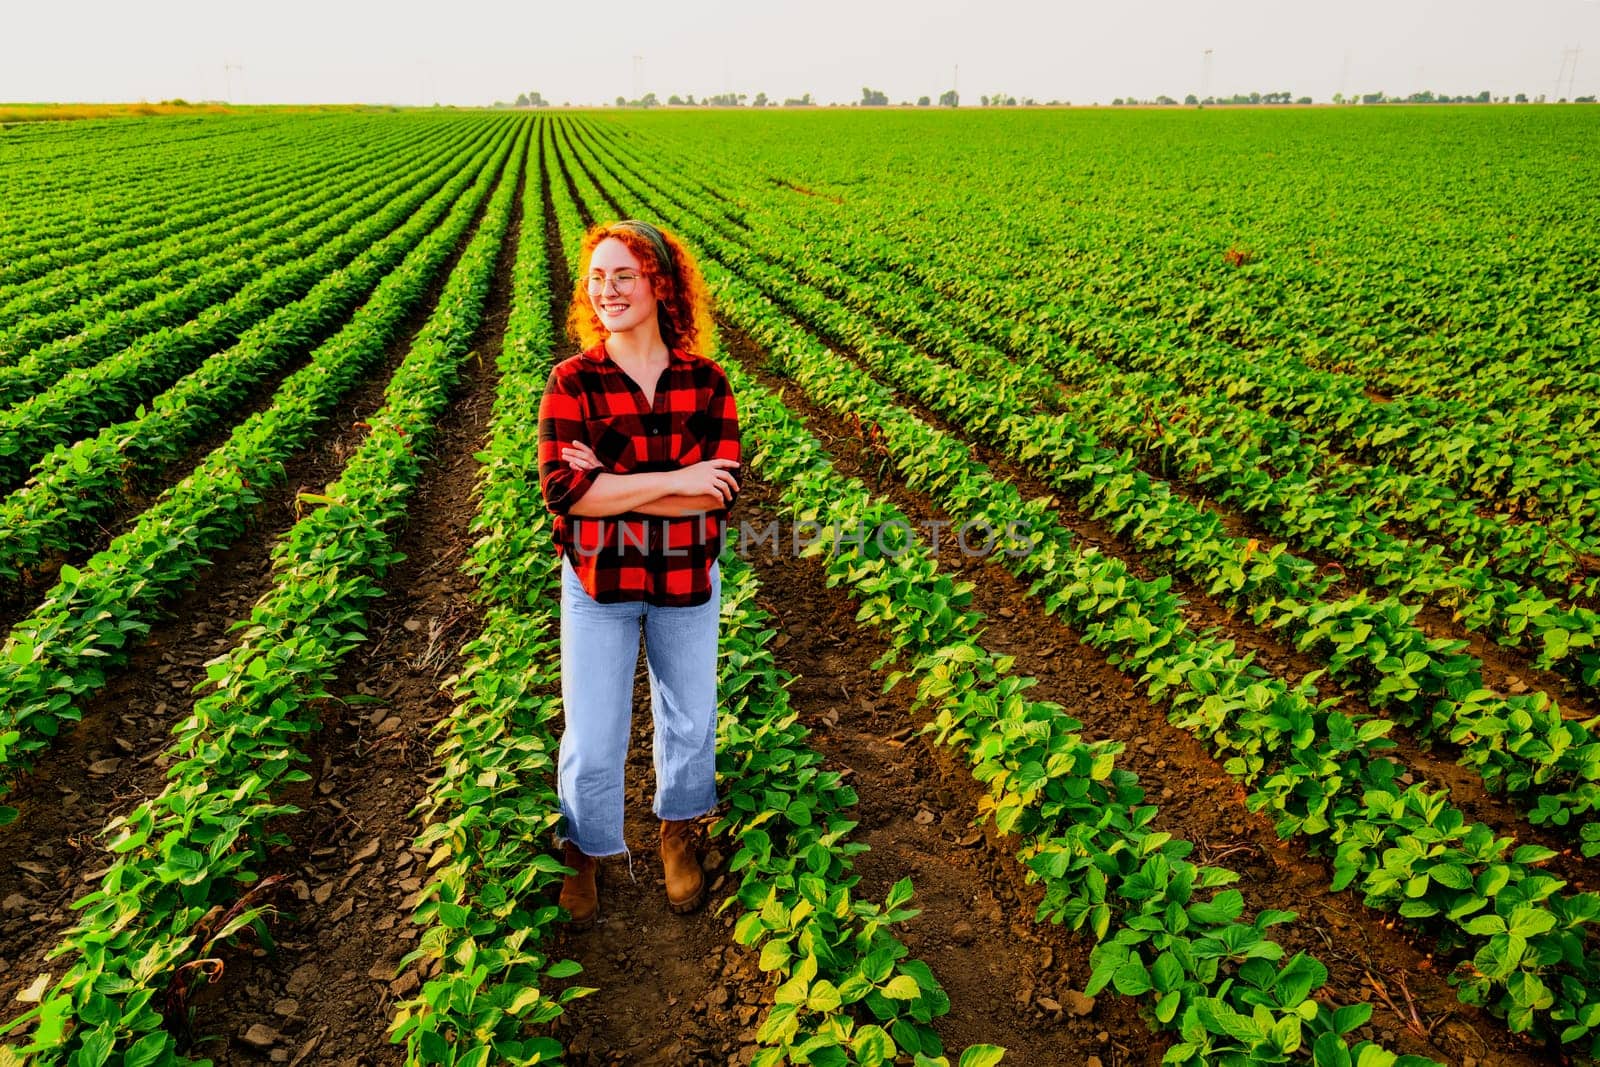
[558,840,598,927]
[659,818,705,914]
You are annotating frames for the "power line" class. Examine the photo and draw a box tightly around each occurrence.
[223,62,244,103]
[1556,46,1581,100]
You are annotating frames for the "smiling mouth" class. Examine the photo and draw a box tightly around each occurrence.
[601,302,629,314]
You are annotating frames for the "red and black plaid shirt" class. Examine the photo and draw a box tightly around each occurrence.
[537,343,741,606]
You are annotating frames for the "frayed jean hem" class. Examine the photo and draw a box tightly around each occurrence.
[654,800,717,823]
[555,831,638,884]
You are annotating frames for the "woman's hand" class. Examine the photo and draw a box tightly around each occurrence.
[563,440,603,472]
[672,458,741,504]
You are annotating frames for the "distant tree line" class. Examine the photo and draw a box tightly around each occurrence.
[605,88,963,108]
[1115,91,1310,106]
[1107,90,1596,106]
[1333,90,1595,104]
[494,86,1596,109]
[857,87,962,106]
[491,91,549,108]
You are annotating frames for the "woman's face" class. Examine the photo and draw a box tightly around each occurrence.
[587,236,658,338]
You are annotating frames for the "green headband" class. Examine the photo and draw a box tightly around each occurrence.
[613,219,675,276]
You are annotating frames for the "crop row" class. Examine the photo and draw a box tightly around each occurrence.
[0,118,519,822]
[0,122,497,591]
[586,121,1600,703]
[1133,187,1600,417]
[706,250,1600,1052]
[724,362,1413,1065]
[951,270,1599,595]
[571,119,1600,839]
[888,193,1600,534]
[0,119,462,357]
[0,115,318,246]
[0,120,505,490]
[706,110,1600,480]
[1029,177,1598,431]
[602,124,1600,683]
[581,120,1600,603]
[0,118,359,288]
[0,115,526,1066]
[0,123,484,407]
[0,113,305,210]
[597,117,1600,541]
[1191,253,1600,422]
[559,121,1600,1053]
[386,119,588,1067]
[1037,373,1600,695]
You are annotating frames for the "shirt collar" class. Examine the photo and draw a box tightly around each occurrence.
[583,342,691,365]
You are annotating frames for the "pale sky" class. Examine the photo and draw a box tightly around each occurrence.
[3,0,1597,107]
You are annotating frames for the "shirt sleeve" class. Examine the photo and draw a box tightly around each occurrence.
[707,368,742,518]
[538,367,600,517]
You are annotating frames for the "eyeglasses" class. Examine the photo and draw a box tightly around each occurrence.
[586,270,640,296]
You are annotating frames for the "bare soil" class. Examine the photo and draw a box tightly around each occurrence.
[185,169,523,1067]
[0,218,478,1024]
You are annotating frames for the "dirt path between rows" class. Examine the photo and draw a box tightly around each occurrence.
[0,187,487,1026]
[733,469,1167,1066]
[526,128,755,1067]
[709,316,1548,1067]
[184,163,524,1066]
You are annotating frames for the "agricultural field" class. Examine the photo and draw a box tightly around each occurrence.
[0,105,1596,1067]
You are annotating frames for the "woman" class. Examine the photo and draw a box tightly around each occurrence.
[536,219,741,927]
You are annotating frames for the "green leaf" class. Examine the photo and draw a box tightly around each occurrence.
[1151,952,1183,993]
[852,1025,896,1064]
[1313,1032,1353,1067]
[545,958,583,979]
[66,1023,114,1067]
[123,1032,170,1067]
[1332,1003,1373,1034]
[1511,844,1557,865]
[759,939,792,972]
[883,974,921,1000]
[1194,997,1264,1043]
[1427,864,1472,890]
[1272,1015,1303,1055]
[1188,889,1245,925]
[1111,959,1152,996]
[957,1046,1006,1067]
[1507,907,1556,938]
[808,979,843,1012]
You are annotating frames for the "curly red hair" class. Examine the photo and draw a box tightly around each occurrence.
[566,221,714,356]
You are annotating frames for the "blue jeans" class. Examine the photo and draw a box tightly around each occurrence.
[556,552,721,865]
